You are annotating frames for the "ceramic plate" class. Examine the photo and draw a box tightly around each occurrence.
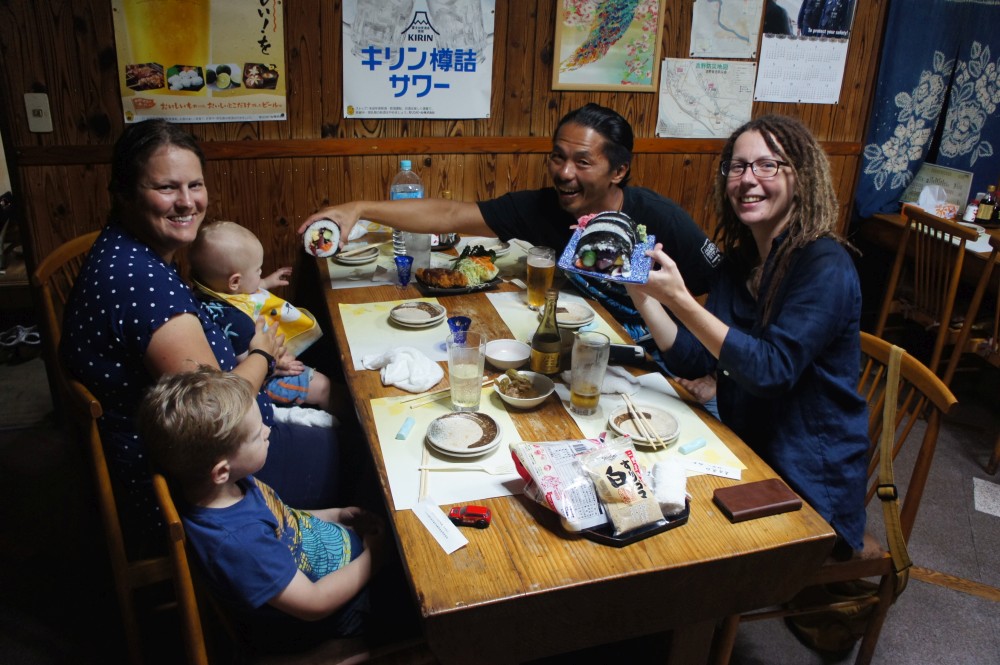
[334,246,381,265]
[958,222,986,235]
[490,242,510,258]
[607,404,680,446]
[415,275,502,295]
[389,301,447,327]
[425,412,501,457]
[557,229,656,284]
[538,301,596,329]
[432,234,460,251]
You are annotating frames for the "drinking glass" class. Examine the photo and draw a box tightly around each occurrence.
[569,332,610,415]
[447,331,486,412]
[394,255,414,287]
[525,246,555,309]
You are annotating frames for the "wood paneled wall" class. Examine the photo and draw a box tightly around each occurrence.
[0,1,888,284]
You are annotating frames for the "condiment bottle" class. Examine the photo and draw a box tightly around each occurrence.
[530,289,562,375]
[975,185,996,224]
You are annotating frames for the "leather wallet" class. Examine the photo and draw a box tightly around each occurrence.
[713,478,803,523]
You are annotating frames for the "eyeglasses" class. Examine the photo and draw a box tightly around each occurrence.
[720,159,789,179]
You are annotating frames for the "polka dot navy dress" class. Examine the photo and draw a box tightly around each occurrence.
[61,223,267,547]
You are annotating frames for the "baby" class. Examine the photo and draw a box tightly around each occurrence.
[139,367,385,648]
[189,220,331,412]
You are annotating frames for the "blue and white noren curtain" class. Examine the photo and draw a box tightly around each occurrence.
[856,0,1000,218]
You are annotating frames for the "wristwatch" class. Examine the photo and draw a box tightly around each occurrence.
[248,348,276,379]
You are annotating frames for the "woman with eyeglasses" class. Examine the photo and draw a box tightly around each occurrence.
[625,115,868,556]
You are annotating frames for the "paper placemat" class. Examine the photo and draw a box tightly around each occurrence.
[372,389,524,511]
[339,298,450,370]
[552,372,747,474]
[485,291,625,343]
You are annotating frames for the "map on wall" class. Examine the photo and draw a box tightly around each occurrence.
[656,58,756,139]
[690,0,763,59]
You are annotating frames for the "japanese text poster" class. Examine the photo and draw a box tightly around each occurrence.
[111,0,287,123]
[342,0,496,119]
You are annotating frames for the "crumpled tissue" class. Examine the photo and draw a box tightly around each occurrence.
[362,346,444,393]
[272,406,337,428]
[559,365,640,395]
[918,185,959,220]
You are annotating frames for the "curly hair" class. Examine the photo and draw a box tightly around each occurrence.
[712,114,847,324]
[138,366,257,489]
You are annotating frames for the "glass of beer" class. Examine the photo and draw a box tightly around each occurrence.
[447,331,487,412]
[569,332,610,415]
[123,0,210,68]
[525,246,555,310]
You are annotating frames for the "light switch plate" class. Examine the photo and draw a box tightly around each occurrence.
[24,93,53,133]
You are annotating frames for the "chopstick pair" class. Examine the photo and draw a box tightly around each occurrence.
[620,393,667,449]
[337,239,391,258]
[402,377,495,409]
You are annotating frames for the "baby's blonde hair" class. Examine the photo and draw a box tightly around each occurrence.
[189,220,262,292]
[139,366,257,489]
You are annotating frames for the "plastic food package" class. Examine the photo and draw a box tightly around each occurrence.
[580,442,664,536]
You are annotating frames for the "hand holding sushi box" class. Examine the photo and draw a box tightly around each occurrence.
[557,210,655,284]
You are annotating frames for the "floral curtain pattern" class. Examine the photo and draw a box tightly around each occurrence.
[855,0,1000,219]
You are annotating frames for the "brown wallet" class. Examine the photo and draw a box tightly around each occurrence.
[713,478,803,523]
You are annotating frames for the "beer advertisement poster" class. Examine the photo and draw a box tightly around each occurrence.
[342,0,496,119]
[111,0,288,123]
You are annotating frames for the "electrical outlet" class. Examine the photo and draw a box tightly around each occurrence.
[24,93,53,133]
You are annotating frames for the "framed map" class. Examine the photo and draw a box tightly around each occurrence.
[552,0,665,92]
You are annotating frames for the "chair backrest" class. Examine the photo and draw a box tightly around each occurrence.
[857,332,957,541]
[874,204,979,381]
[30,230,100,385]
[152,474,210,665]
[944,234,1000,383]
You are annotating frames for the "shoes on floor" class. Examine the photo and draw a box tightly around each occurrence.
[0,324,40,347]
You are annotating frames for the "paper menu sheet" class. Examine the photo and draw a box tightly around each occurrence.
[554,372,746,474]
[371,388,523,511]
[339,298,449,370]
[485,291,625,344]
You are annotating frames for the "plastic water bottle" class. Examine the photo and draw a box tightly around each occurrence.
[389,159,424,258]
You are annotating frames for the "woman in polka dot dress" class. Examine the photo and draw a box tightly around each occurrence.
[61,120,343,554]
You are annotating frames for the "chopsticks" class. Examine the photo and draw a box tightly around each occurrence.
[418,445,430,500]
[620,393,667,449]
[337,240,391,258]
[402,377,495,409]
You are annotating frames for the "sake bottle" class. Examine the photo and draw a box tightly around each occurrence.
[530,289,562,375]
[975,185,996,224]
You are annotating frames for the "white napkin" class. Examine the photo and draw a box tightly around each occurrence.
[559,365,641,395]
[652,459,688,516]
[362,346,444,393]
[271,406,337,428]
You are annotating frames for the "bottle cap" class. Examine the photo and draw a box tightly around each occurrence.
[401,159,412,169]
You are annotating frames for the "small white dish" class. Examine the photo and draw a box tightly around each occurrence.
[484,339,530,370]
[389,301,446,327]
[494,371,555,410]
[607,404,680,447]
[425,412,501,457]
[538,301,596,329]
[334,246,380,265]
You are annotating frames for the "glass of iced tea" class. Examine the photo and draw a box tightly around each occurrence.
[525,246,555,309]
[569,332,610,415]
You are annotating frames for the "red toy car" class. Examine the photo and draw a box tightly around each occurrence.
[448,505,492,529]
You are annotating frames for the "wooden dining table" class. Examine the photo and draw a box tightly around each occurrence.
[302,252,836,664]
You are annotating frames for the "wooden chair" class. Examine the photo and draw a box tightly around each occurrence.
[32,230,173,664]
[151,473,436,665]
[942,234,1000,473]
[712,332,957,665]
[873,204,979,381]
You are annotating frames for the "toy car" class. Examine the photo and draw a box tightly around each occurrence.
[448,505,492,529]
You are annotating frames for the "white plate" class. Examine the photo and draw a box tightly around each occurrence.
[425,412,502,457]
[334,247,380,265]
[389,301,447,327]
[607,404,680,446]
[491,242,510,257]
[538,301,596,329]
[958,222,986,234]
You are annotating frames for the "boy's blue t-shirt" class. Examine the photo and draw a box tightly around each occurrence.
[182,476,360,610]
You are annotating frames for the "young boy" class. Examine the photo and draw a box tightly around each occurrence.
[139,367,386,649]
[188,220,331,411]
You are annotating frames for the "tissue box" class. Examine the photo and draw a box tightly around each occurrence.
[933,203,959,220]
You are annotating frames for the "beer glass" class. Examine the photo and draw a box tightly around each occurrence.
[123,0,210,67]
[525,246,555,310]
[569,332,610,415]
